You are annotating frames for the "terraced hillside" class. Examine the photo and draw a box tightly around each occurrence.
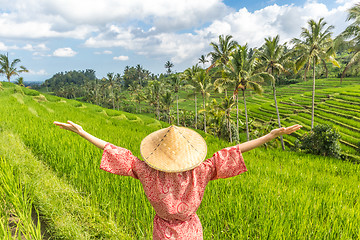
[234,78,360,160]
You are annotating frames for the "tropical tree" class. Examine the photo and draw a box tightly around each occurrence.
[198,55,208,68]
[183,64,201,129]
[102,72,118,110]
[164,61,174,74]
[0,53,28,82]
[208,97,236,142]
[213,68,235,98]
[144,79,164,120]
[168,75,185,125]
[228,44,269,141]
[161,91,174,123]
[208,35,238,99]
[338,3,360,83]
[194,69,212,133]
[15,77,25,87]
[256,35,293,150]
[291,18,340,129]
[208,34,238,69]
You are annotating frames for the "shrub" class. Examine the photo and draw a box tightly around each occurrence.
[298,124,341,158]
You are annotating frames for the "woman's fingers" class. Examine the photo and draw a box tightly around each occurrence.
[53,121,75,132]
[284,124,302,134]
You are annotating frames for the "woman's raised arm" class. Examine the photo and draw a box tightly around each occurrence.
[53,121,107,150]
[237,124,302,153]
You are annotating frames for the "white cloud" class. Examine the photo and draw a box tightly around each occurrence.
[0,0,228,40]
[26,69,48,75]
[197,0,358,48]
[0,0,357,73]
[113,55,129,61]
[23,43,49,51]
[53,47,77,57]
[94,50,112,54]
[0,41,18,51]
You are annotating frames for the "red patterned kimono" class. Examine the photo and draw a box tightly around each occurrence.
[100,143,247,239]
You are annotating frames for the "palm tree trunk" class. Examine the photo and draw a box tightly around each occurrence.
[236,94,239,135]
[340,51,358,84]
[304,63,309,82]
[311,58,316,130]
[168,108,171,124]
[273,84,285,150]
[203,94,206,133]
[111,88,115,110]
[176,93,179,125]
[321,59,328,78]
[194,93,197,129]
[341,65,350,84]
[156,96,160,120]
[228,114,232,142]
[243,90,249,141]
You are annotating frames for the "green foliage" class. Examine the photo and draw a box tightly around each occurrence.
[297,124,341,158]
[41,69,96,91]
[13,85,24,95]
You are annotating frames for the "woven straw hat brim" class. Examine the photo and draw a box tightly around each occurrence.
[140,125,207,172]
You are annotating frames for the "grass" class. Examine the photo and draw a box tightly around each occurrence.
[0,156,42,239]
[0,130,130,239]
[0,82,360,239]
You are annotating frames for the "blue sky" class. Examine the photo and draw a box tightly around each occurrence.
[0,0,357,82]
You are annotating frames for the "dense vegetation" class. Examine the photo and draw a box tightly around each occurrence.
[0,82,359,239]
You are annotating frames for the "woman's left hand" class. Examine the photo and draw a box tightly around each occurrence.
[270,124,302,138]
[53,121,84,135]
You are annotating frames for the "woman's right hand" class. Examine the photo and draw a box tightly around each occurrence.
[53,121,84,135]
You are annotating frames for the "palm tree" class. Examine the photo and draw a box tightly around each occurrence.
[208,34,238,69]
[291,18,340,129]
[148,80,163,120]
[209,35,238,99]
[168,75,185,125]
[213,68,235,98]
[0,53,28,82]
[256,35,293,150]
[161,91,174,123]
[198,55,208,68]
[164,61,174,74]
[194,69,212,133]
[338,3,360,83]
[15,77,25,87]
[183,64,201,129]
[103,72,117,110]
[227,44,269,141]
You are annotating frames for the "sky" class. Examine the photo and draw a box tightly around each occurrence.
[0,0,357,82]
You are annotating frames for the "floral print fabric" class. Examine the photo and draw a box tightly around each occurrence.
[100,143,247,239]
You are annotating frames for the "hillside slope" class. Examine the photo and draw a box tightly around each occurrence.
[0,82,359,239]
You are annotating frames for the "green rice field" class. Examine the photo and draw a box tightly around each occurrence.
[0,81,359,239]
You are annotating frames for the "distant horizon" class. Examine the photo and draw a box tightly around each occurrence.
[0,0,357,82]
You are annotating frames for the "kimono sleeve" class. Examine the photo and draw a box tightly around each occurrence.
[208,144,247,180]
[100,143,139,179]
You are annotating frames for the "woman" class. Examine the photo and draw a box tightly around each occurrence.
[54,121,301,239]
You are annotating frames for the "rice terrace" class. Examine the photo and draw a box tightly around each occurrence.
[1,0,360,239]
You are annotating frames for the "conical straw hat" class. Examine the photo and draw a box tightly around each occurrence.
[140,125,207,172]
